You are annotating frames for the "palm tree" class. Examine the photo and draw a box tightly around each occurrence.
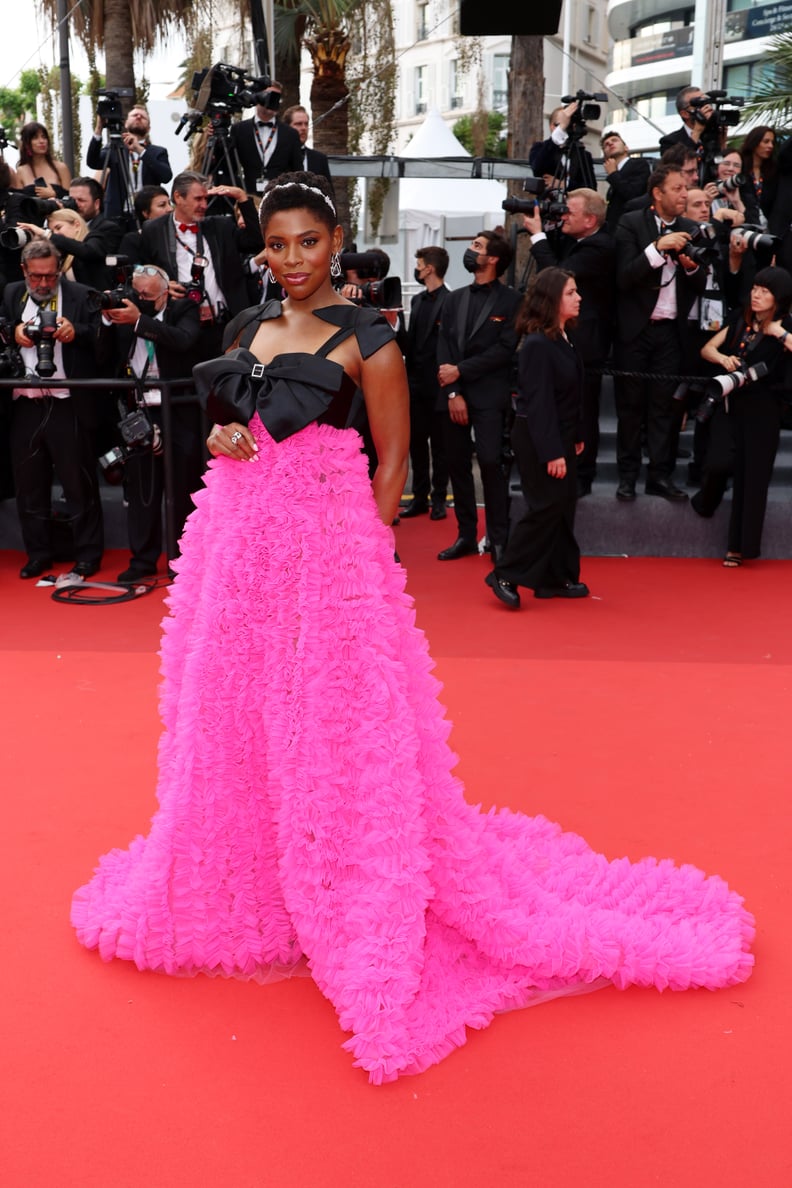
[38,0,202,104]
[739,34,792,131]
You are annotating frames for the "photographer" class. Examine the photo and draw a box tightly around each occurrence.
[692,267,792,566]
[128,170,264,359]
[227,81,303,196]
[1,239,102,579]
[523,188,615,496]
[98,263,203,581]
[86,101,172,222]
[529,101,596,192]
[613,163,708,502]
[17,176,124,291]
[659,86,714,182]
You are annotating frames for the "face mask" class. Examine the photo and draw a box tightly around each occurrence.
[463,248,480,274]
[413,267,426,285]
[136,298,159,318]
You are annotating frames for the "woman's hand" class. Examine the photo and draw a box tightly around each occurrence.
[34,184,56,199]
[207,422,258,461]
[574,441,584,456]
[547,456,567,479]
[718,354,742,372]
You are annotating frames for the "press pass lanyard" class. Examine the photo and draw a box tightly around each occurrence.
[254,121,276,165]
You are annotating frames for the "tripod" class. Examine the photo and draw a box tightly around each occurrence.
[99,130,139,231]
[199,113,246,217]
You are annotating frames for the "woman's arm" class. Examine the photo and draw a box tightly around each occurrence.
[360,338,410,526]
[56,160,72,190]
[701,324,741,371]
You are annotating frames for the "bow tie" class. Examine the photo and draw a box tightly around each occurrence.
[470,282,491,293]
[659,220,677,234]
[257,119,275,128]
[178,223,198,233]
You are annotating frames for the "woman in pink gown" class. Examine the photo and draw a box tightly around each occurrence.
[71,172,755,1084]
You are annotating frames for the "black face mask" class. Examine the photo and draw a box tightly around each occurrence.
[136,298,159,319]
[413,267,426,285]
[463,248,480,274]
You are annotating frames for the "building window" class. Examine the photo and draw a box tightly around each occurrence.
[416,1,429,41]
[724,61,775,100]
[415,65,427,115]
[584,5,599,45]
[449,59,463,109]
[492,53,509,113]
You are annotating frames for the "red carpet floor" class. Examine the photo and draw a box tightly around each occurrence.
[1,522,790,1187]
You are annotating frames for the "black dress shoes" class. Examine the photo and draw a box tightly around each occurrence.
[430,503,447,520]
[485,571,521,609]
[645,479,688,502]
[437,537,478,561]
[616,481,636,502]
[19,557,52,580]
[534,581,590,599]
[118,564,157,583]
[399,499,429,519]
[69,560,101,578]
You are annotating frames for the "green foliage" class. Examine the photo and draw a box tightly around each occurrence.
[0,70,43,136]
[453,111,507,158]
[740,34,792,130]
[346,0,397,238]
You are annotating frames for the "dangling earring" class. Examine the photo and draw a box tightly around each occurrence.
[331,252,342,278]
[267,267,276,286]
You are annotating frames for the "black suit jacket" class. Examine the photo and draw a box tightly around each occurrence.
[436,280,521,411]
[529,137,595,190]
[304,146,332,183]
[85,136,172,219]
[605,157,652,230]
[1,277,100,425]
[530,228,616,362]
[406,285,448,397]
[129,209,264,319]
[227,119,304,193]
[49,212,124,291]
[614,207,708,343]
[96,297,202,385]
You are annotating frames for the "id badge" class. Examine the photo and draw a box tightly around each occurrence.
[255,177,266,193]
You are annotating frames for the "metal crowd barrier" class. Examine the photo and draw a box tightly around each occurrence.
[0,375,205,562]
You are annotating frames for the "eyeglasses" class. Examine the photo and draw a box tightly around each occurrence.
[133,265,168,281]
[25,272,59,283]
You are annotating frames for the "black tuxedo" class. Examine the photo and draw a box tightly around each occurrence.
[404,285,449,510]
[86,135,172,219]
[49,212,124,291]
[614,207,708,484]
[227,118,304,194]
[97,297,204,568]
[2,277,103,564]
[303,146,332,184]
[529,137,595,190]
[436,279,521,548]
[531,228,617,486]
[128,209,264,353]
[604,157,652,230]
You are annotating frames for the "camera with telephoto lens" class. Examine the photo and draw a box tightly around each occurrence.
[503,177,568,222]
[715,172,745,196]
[339,251,402,309]
[0,192,80,249]
[0,315,25,378]
[731,225,781,256]
[696,360,769,422]
[25,307,59,378]
[98,400,163,484]
[94,255,136,310]
[680,223,722,267]
[97,87,134,135]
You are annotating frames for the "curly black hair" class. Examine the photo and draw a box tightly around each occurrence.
[259,171,338,233]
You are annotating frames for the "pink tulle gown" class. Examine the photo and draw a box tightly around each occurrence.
[71,305,755,1084]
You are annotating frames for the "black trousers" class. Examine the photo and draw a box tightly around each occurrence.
[123,402,205,567]
[11,395,103,563]
[727,391,782,558]
[576,366,603,486]
[444,403,510,548]
[615,320,683,484]
[407,386,448,507]
[495,416,580,589]
[690,402,733,517]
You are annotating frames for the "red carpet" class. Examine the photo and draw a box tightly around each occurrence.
[1,524,790,1187]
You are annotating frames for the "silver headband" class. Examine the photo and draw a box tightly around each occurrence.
[267,181,336,217]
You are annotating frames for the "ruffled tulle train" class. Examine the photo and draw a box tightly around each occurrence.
[71,418,754,1083]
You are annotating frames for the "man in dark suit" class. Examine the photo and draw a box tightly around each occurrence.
[282,105,333,183]
[658,86,718,183]
[529,100,596,191]
[86,103,172,223]
[98,263,203,581]
[126,170,264,359]
[2,239,102,578]
[436,231,521,562]
[523,188,616,495]
[47,177,123,290]
[601,129,651,231]
[401,245,450,520]
[228,83,304,196]
[613,163,708,502]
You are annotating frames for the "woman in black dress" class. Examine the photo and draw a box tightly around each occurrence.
[485,267,588,610]
[695,265,792,566]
